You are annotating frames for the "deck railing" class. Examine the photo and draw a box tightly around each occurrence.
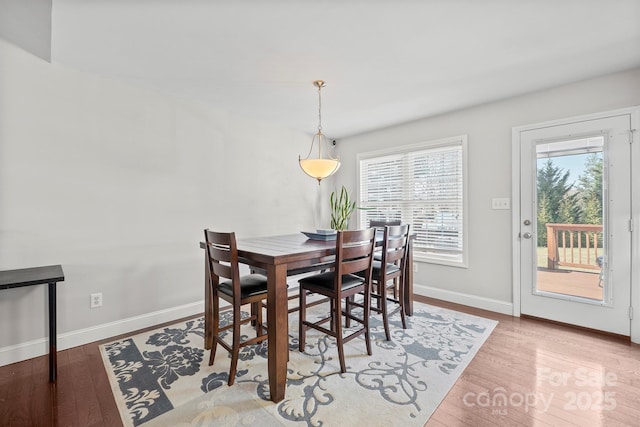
[546,223,603,270]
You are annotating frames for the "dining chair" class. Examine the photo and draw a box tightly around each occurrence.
[369,219,403,299]
[369,219,401,227]
[353,224,410,341]
[369,219,401,262]
[298,228,376,373]
[204,229,269,386]
[250,263,334,315]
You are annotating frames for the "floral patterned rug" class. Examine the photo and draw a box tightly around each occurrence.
[100,301,497,427]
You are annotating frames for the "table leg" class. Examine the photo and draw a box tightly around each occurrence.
[266,263,288,402]
[48,282,57,382]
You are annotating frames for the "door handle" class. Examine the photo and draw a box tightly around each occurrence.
[522,232,532,239]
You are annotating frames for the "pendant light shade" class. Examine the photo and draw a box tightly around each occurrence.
[299,80,340,184]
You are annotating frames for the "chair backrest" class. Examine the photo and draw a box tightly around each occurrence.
[204,229,241,295]
[334,228,376,280]
[380,224,411,271]
[369,219,402,228]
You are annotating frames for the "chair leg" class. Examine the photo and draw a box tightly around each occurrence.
[379,280,391,341]
[398,276,407,330]
[299,288,307,352]
[329,299,335,331]
[208,289,219,366]
[335,297,346,373]
[250,303,256,327]
[228,306,241,386]
[254,302,264,338]
[363,283,372,356]
[345,295,352,328]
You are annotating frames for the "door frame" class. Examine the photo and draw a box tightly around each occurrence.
[511,106,640,343]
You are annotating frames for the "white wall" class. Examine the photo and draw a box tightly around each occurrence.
[0,0,52,61]
[335,67,640,317]
[2,38,638,365]
[0,39,327,365]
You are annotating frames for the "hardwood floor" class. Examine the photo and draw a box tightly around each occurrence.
[423,297,640,427]
[1,296,638,426]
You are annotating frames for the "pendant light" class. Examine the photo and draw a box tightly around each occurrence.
[299,80,340,184]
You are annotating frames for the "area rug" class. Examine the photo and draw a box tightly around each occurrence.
[100,301,497,427]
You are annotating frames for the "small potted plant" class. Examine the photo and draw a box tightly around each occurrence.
[330,185,357,231]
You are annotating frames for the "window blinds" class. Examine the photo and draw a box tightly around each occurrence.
[359,139,464,261]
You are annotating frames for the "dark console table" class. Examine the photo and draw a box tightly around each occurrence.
[0,265,65,382]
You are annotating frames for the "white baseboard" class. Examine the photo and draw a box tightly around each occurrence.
[414,283,514,316]
[0,301,203,368]
[1,284,514,368]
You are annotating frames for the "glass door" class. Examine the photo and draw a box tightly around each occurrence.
[519,114,632,335]
[536,136,604,301]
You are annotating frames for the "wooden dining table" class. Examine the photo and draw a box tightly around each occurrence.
[200,232,414,403]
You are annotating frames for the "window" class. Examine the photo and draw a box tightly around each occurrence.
[358,135,468,267]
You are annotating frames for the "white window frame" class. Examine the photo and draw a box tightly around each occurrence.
[357,135,468,267]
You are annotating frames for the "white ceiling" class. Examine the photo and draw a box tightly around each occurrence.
[51,0,640,139]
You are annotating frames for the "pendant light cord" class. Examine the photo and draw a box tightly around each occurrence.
[317,84,323,133]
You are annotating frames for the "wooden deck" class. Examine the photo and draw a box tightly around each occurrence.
[537,268,603,300]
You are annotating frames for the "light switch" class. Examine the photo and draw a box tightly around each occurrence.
[492,198,511,210]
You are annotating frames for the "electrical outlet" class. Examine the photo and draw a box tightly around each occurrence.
[413,263,418,273]
[90,292,103,308]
